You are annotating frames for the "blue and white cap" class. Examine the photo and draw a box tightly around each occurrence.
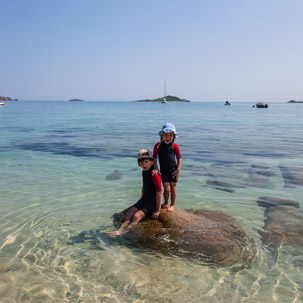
[158,123,178,137]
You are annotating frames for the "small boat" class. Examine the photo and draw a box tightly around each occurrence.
[224,101,231,106]
[255,102,268,108]
[0,102,4,106]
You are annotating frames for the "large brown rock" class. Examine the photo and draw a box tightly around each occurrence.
[113,208,255,268]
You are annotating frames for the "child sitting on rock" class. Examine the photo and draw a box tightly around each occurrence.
[109,149,162,236]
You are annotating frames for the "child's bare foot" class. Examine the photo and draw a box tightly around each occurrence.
[161,203,169,209]
[167,205,175,212]
[105,230,124,237]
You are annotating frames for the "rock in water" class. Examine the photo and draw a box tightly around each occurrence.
[105,170,122,181]
[259,206,303,252]
[112,208,255,268]
[257,196,303,254]
[280,164,303,187]
[257,196,300,208]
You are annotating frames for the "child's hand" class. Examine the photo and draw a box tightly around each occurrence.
[172,169,180,180]
[152,169,159,176]
[151,211,160,219]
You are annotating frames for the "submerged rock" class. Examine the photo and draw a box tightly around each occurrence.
[257,196,300,208]
[257,196,303,254]
[280,164,303,187]
[245,167,274,189]
[205,180,243,193]
[212,186,234,193]
[206,180,241,188]
[106,170,123,181]
[251,164,270,169]
[204,163,276,191]
[259,206,303,252]
[112,208,255,268]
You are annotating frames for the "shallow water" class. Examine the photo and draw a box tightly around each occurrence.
[0,101,302,302]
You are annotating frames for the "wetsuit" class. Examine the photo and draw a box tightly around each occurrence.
[133,164,162,215]
[153,142,181,183]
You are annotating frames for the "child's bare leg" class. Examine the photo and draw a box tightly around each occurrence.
[112,207,138,235]
[161,182,170,208]
[125,210,145,231]
[168,182,177,212]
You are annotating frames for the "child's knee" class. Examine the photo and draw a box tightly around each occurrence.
[132,212,145,222]
[126,207,134,215]
[164,184,171,192]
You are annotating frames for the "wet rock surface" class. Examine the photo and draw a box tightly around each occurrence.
[113,208,255,268]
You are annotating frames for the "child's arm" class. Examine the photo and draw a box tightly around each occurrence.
[153,158,159,171]
[152,158,159,176]
[152,143,160,174]
[151,191,162,219]
[172,158,182,180]
[172,143,182,180]
[151,171,162,219]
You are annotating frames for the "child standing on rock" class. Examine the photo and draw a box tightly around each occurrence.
[153,123,182,212]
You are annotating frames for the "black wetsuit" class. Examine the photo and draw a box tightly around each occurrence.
[153,142,181,183]
[133,165,162,215]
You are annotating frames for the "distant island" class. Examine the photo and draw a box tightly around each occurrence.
[135,95,190,102]
[288,100,303,103]
[0,96,18,101]
[69,99,84,101]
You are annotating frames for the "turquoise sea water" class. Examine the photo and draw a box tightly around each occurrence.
[0,101,302,302]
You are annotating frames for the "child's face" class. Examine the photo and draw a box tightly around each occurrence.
[162,131,175,144]
[139,159,153,171]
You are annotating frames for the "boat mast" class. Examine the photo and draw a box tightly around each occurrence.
[164,80,166,101]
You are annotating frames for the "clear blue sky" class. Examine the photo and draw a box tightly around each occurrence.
[1,0,303,101]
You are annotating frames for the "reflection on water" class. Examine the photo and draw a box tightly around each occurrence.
[0,101,303,302]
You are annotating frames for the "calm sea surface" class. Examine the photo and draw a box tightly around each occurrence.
[0,101,302,302]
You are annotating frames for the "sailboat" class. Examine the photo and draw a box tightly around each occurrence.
[161,81,167,104]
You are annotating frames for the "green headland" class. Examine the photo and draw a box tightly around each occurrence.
[135,95,190,102]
